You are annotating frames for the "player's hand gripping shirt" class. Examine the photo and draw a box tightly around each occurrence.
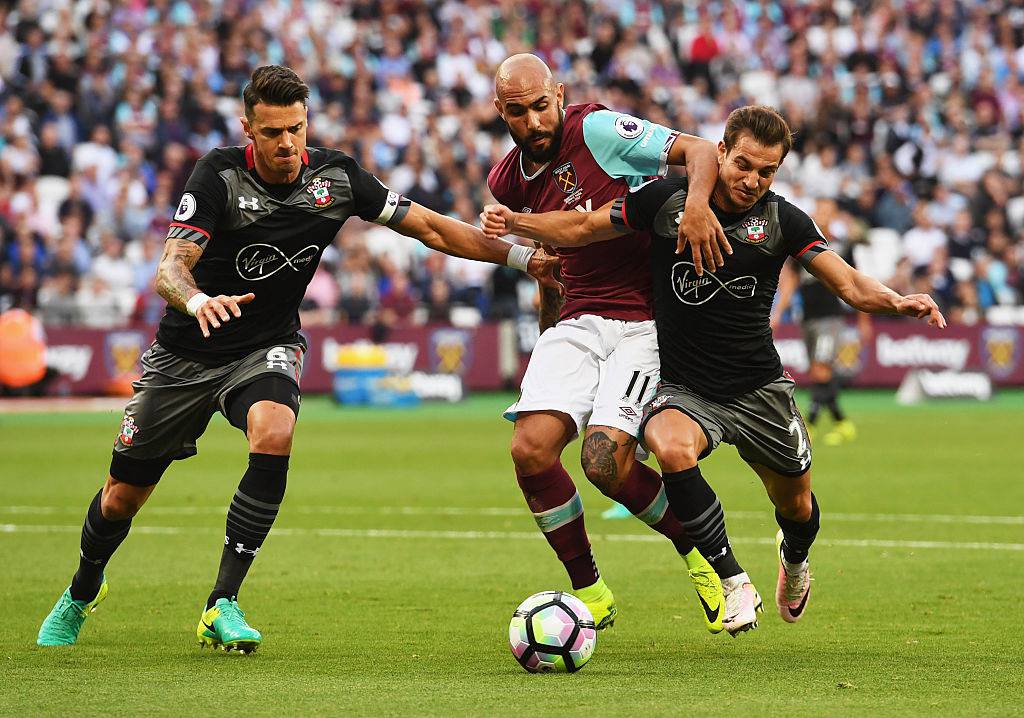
[158,145,407,365]
[613,178,829,399]
[488,104,679,322]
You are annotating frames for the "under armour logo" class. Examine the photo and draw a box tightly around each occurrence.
[235,243,319,281]
[235,543,259,557]
[671,261,757,305]
[238,196,260,211]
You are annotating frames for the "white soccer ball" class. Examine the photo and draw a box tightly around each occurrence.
[508,591,597,673]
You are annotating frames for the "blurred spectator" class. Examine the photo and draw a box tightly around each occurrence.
[0,0,1018,331]
[903,204,949,270]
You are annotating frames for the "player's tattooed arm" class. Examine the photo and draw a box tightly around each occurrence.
[156,238,255,338]
[538,284,563,333]
[155,238,204,313]
[807,251,947,328]
[479,201,623,247]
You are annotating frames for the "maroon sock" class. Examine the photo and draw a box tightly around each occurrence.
[612,461,694,555]
[516,460,599,589]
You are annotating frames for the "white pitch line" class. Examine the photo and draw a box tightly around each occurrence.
[1,505,1023,525]
[1,523,1021,551]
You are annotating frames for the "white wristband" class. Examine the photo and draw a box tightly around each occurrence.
[186,292,211,317]
[506,243,536,272]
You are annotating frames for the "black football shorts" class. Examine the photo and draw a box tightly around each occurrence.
[112,341,304,463]
[639,376,812,477]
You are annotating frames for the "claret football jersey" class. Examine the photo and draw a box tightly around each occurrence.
[488,103,680,322]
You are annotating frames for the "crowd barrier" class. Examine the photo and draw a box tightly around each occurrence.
[30,320,1024,397]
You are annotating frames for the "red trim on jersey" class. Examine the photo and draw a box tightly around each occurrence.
[796,240,824,258]
[301,149,309,164]
[244,143,255,170]
[620,195,638,230]
[169,222,211,240]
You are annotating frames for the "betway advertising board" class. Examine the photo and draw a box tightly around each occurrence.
[37,321,1024,396]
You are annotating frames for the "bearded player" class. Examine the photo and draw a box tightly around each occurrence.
[487,54,732,632]
[36,65,560,652]
[483,105,946,633]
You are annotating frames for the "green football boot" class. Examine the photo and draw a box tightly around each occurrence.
[197,598,262,653]
[682,548,724,634]
[37,578,109,646]
[573,577,617,630]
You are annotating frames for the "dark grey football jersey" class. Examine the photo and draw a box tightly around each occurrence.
[158,145,407,365]
[612,177,829,399]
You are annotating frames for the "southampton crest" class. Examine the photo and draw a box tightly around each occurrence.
[741,216,768,243]
[306,177,334,208]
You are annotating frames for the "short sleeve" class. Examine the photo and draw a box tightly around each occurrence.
[779,200,830,268]
[167,157,226,248]
[616,178,688,233]
[345,160,410,226]
[582,110,679,182]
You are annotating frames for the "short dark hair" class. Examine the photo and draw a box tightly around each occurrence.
[723,105,793,161]
[242,65,309,119]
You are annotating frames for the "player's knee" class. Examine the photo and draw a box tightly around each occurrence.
[809,363,832,383]
[510,433,559,476]
[649,438,700,473]
[100,482,146,520]
[580,433,624,495]
[247,402,295,455]
[777,491,813,523]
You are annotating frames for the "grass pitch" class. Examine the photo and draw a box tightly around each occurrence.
[1,391,1022,716]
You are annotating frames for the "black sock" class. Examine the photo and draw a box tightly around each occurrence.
[809,382,831,424]
[662,466,744,579]
[826,379,845,422]
[207,453,288,609]
[70,490,132,601]
[777,492,820,564]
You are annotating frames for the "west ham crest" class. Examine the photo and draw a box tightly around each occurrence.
[741,216,768,243]
[552,162,578,194]
[306,177,334,208]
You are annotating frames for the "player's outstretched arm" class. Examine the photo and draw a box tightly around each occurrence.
[666,134,731,274]
[807,251,947,328]
[155,238,255,339]
[392,202,563,295]
[479,201,624,247]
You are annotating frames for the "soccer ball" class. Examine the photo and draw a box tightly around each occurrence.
[508,591,597,673]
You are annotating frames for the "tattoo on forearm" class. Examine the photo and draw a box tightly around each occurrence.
[538,286,563,332]
[155,239,204,312]
[581,431,626,495]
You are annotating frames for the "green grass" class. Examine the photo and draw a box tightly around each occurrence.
[1,391,1022,716]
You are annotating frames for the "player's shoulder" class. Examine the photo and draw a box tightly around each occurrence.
[566,102,608,125]
[195,146,246,173]
[304,145,360,172]
[763,190,805,220]
[487,147,522,200]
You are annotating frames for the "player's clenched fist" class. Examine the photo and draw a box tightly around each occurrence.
[480,204,516,238]
[190,292,257,338]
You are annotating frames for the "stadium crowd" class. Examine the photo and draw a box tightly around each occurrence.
[1,0,1023,330]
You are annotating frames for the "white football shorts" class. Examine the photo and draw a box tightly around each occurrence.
[504,314,660,438]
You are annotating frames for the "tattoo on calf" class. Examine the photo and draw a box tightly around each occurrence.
[581,431,625,495]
